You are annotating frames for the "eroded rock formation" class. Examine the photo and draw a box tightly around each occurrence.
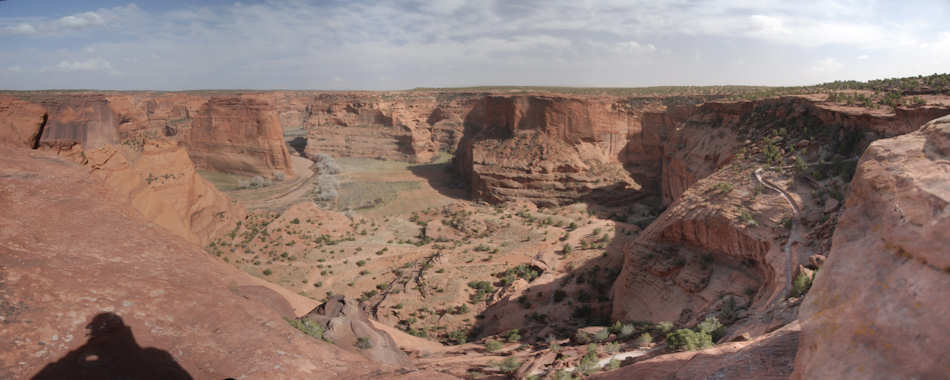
[793,115,950,379]
[81,139,246,245]
[0,148,384,379]
[188,96,292,177]
[455,95,642,206]
[0,94,47,148]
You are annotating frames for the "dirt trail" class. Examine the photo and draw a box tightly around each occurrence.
[754,168,801,297]
[235,156,317,210]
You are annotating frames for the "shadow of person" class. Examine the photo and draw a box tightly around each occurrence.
[32,312,192,380]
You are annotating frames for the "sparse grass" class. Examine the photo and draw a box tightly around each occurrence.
[286,317,329,342]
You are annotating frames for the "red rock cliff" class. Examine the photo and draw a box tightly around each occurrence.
[187,96,292,177]
[455,95,642,205]
[793,115,950,379]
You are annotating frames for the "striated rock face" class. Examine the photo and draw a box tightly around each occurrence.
[793,115,950,379]
[80,139,246,246]
[0,95,47,148]
[36,94,119,150]
[0,148,384,379]
[611,165,786,324]
[300,93,475,163]
[625,104,695,193]
[455,95,641,206]
[188,96,292,177]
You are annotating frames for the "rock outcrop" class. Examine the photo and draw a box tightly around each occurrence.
[0,95,47,148]
[793,115,950,379]
[300,93,474,163]
[0,147,385,379]
[188,96,292,177]
[593,322,800,380]
[455,95,642,206]
[300,295,411,367]
[35,94,119,150]
[81,139,245,246]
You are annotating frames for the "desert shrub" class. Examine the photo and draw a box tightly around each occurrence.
[262,269,272,276]
[605,341,621,353]
[790,271,813,298]
[467,281,495,303]
[562,243,573,254]
[273,171,286,181]
[605,358,621,371]
[574,330,593,345]
[593,328,610,342]
[494,357,521,375]
[619,323,636,339]
[553,289,567,303]
[577,345,600,375]
[666,328,713,352]
[635,332,652,346]
[286,318,329,342]
[484,339,504,352]
[697,316,725,341]
[713,182,734,194]
[356,337,372,349]
[738,209,757,226]
[313,153,341,175]
[249,175,272,188]
[312,174,339,202]
[447,328,469,345]
[654,321,674,334]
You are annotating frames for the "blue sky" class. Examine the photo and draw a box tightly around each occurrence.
[1,0,948,90]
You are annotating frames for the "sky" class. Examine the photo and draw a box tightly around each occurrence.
[0,0,948,90]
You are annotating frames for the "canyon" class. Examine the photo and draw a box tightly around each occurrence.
[1,83,949,379]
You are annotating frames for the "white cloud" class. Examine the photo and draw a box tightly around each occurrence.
[54,58,113,72]
[6,23,38,35]
[58,12,107,29]
[8,66,23,72]
[0,1,948,89]
[811,58,843,72]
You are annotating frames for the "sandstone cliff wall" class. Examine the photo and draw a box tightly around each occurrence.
[793,115,950,379]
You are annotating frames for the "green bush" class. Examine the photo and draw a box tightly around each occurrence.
[605,359,621,371]
[577,345,600,375]
[790,271,813,298]
[635,332,653,346]
[286,318,329,342]
[494,357,521,375]
[619,323,636,339]
[593,328,610,342]
[484,339,504,352]
[666,328,713,352]
[447,328,469,345]
[504,329,521,343]
[697,316,725,341]
[655,321,674,334]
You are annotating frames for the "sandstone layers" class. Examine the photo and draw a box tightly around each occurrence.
[455,95,642,206]
[0,92,293,177]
